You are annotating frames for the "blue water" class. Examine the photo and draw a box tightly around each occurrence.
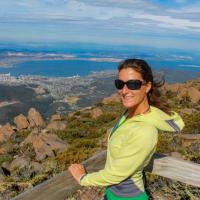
[0,60,118,77]
[0,59,200,77]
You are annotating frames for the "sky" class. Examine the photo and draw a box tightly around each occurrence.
[0,0,200,50]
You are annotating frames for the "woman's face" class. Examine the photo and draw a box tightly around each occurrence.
[118,68,151,109]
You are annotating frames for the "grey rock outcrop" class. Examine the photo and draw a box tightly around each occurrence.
[10,156,31,171]
[21,128,68,161]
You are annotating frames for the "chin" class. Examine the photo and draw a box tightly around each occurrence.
[122,101,136,109]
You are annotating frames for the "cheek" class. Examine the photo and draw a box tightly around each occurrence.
[133,89,147,101]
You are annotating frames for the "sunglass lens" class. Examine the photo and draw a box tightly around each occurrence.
[115,79,124,89]
[127,80,142,90]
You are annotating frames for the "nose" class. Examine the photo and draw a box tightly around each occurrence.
[121,84,129,94]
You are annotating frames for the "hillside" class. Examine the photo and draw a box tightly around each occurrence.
[0,78,200,200]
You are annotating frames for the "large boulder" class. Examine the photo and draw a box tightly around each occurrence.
[33,137,54,161]
[177,87,188,100]
[0,147,6,155]
[21,128,68,161]
[89,108,103,119]
[0,123,15,143]
[30,161,44,173]
[162,81,200,104]
[46,121,66,131]
[28,108,44,127]
[9,156,40,181]
[14,114,29,130]
[187,87,200,103]
[10,156,31,171]
[162,83,181,94]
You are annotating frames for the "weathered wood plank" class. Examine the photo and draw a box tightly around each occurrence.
[12,150,200,200]
[148,153,200,187]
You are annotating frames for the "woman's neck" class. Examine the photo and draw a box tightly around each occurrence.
[128,100,150,118]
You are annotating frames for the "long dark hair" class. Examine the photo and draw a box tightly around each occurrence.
[118,58,170,114]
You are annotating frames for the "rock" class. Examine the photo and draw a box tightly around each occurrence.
[102,93,121,104]
[33,87,46,95]
[41,129,50,134]
[162,83,181,93]
[14,114,29,130]
[180,108,196,115]
[50,114,61,121]
[33,137,54,161]
[177,87,188,99]
[10,156,31,171]
[187,87,200,103]
[180,134,200,147]
[68,111,76,118]
[162,81,200,104]
[21,128,68,161]
[21,128,39,146]
[46,121,66,131]
[40,133,68,153]
[1,166,11,176]
[30,162,43,173]
[10,156,38,181]
[0,142,18,156]
[0,147,6,155]
[1,161,10,171]
[28,108,44,127]
[89,108,103,119]
[0,123,15,143]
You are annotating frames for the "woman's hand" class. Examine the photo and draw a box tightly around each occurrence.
[68,164,86,184]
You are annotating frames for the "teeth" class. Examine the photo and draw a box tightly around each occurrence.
[123,96,133,99]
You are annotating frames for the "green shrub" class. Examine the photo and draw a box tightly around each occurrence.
[156,132,181,153]
[96,112,118,124]
[0,155,12,166]
[72,139,98,149]
[181,112,200,134]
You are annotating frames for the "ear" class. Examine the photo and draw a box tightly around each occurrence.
[145,82,152,93]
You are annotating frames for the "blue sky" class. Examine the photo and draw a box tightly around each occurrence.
[0,0,200,50]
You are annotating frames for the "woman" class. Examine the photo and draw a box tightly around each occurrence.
[69,59,184,200]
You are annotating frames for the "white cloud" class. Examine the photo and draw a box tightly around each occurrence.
[0,0,200,47]
[132,13,200,31]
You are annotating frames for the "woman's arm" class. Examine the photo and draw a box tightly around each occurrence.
[79,125,158,186]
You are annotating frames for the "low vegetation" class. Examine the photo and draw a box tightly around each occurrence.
[0,78,200,199]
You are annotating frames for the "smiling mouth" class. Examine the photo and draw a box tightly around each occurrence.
[122,96,134,100]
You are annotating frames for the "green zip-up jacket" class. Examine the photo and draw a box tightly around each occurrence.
[80,106,185,198]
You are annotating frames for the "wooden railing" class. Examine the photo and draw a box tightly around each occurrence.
[12,150,200,200]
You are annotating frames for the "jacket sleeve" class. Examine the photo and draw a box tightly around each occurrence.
[80,125,158,186]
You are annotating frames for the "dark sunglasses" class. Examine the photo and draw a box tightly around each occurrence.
[115,79,146,90]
